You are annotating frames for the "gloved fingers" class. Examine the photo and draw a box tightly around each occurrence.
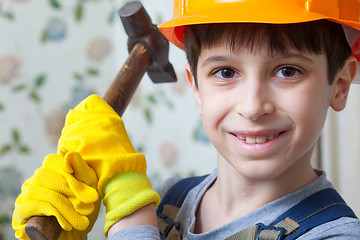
[13,151,101,240]
[13,165,101,240]
[42,153,64,171]
[62,153,99,204]
[17,182,90,231]
[68,196,96,216]
[29,165,98,206]
[27,167,73,197]
[13,198,73,232]
[63,151,98,188]
[13,222,29,240]
[40,153,99,204]
[13,199,92,240]
[57,196,101,240]
[65,175,99,204]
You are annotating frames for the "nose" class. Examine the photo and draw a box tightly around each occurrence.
[235,81,275,121]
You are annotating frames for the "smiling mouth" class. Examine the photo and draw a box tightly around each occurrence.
[236,133,283,144]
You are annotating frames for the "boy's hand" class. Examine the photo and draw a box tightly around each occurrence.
[12,152,100,240]
[58,94,148,197]
[58,95,160,235]
[12,95,160,239]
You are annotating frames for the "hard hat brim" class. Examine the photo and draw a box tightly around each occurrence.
[158,3,360,50]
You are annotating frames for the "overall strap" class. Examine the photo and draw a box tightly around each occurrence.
[224,188,357,240]
[157,175,209,240]
[280,188,357,239]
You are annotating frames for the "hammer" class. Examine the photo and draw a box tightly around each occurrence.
[23,2,176,240]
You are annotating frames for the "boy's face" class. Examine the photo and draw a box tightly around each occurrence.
[186,43,352,182]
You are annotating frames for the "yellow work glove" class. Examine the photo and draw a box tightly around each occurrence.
[57,94,149,197]
[12,152,100,240]
[12,94,160,239]
[57,94,160,236]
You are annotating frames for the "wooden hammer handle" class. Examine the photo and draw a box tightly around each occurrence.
[25,42,152,240]
[103,42,152,116]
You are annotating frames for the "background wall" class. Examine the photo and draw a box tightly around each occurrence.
[0,0,359,239]
[0,0,216,239]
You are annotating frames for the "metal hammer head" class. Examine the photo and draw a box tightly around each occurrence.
[119,1,177,83]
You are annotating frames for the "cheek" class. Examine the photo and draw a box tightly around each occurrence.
[199,89,230,135]
[283,88,330,140]
[200,95,222,126]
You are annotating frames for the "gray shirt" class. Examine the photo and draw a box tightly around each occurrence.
[108,169,360,239]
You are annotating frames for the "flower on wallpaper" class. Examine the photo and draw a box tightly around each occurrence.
[86,37,112,62]
[41,17,67,43]
[0,55,21,85]
[193,119,210,144]
[159,141,179,168]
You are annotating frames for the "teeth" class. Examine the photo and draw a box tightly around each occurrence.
[267,135,274,140]
[256,136,266,143]
[237,133,279,144]
[246,137,256,144]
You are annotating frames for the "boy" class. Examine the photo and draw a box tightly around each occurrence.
[12,0,360,239]
[107,0,360,239]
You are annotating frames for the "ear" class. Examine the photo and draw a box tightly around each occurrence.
[185,64,202,116]
[330,56,357,111]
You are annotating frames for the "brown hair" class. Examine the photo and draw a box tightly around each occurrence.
[184,20,352,85]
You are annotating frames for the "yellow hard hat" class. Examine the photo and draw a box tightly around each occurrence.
[158,0,360,55]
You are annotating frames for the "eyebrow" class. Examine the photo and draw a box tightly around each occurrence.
[201,56,231,67]
[201,52,315,68]
[275,53,315,63]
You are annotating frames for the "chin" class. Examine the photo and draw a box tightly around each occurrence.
[235,160,289,181]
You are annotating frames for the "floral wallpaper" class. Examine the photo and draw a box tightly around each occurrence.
[0,0,215,239]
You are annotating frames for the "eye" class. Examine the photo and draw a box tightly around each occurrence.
[213,68,239,80]
[275,66,301,79]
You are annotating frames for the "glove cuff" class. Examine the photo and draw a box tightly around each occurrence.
[103,172,160,236]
